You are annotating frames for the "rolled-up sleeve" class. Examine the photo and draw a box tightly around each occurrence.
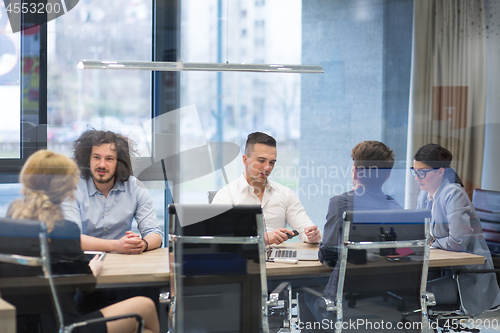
[135,180,164,240]
[284,189,321,243]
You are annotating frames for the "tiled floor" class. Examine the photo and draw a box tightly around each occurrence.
[270,294,500,333]
[339,295,422,333]
[463,310,500,333]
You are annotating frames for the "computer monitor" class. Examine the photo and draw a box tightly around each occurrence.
[345,209,429,243]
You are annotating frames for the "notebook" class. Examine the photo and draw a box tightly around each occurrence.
[267,247,318,261]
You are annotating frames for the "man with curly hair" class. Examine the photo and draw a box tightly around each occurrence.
[62,129,163,254]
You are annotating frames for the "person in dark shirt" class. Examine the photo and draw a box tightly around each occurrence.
[301,141,402,332]
[3,150,159,333]
[319,140,402,270]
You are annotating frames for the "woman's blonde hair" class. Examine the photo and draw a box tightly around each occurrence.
[7,150,80,232]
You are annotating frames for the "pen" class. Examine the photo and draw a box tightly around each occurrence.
[267,258,298,264]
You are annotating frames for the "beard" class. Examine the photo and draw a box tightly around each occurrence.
[92,168,115,184]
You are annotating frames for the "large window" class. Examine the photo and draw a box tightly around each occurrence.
[46,0,153,156]
[0,2,43,163]
[178,0,413,231]
[0,4,20,159]
[0,0,162,221]
[178,0,303,204]
[0,0,413,233]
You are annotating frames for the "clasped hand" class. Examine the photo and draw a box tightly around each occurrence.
[116,231,146,254]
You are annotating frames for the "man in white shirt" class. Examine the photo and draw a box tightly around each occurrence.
[212,132,321,245]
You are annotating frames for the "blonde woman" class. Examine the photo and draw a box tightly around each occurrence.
[5,150,159,333]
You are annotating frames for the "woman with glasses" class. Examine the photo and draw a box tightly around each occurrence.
[412,143,500,316]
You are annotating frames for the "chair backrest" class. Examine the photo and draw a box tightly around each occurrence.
[472,189,500,253]
[472,189,500,215]
[168,204,268,333]
[0,218,65,328]
[337,209,432,330]
[344,209,429,242]
[0,218,46,257]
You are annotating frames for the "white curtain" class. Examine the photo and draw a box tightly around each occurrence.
[405,0,487,208]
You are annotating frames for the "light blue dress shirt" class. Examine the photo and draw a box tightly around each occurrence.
[61,176,163,240]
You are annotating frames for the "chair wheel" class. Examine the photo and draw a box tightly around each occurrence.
[348,300,356,308]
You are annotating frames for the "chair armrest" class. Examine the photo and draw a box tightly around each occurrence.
[159,292,171,305]
[268,281,291,306]
[301,286,336,312]
[268,281,295,330]
[63,313,144,333]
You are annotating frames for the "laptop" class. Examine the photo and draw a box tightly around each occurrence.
[266,247,318,261]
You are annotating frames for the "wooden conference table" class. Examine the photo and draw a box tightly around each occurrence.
[0,243,486,333]
[265,242,485,279]
[0,298,15,333]
[95,242,485,286]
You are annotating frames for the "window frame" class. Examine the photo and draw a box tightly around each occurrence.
[0,1,182,183]
[0,22,47,182]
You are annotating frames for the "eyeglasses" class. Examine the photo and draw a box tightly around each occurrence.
[410,167,437,179]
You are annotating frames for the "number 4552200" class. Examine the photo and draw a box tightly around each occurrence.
[6,2,62,14]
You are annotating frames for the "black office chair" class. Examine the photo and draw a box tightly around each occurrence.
[411,190,500,332]
[423,269,500,323]
[472,189,500,256]
[0,218,144,333]
[166,204,294,333]
[301,209,432,333]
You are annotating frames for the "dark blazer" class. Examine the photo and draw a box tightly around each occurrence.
[320,187,402,298]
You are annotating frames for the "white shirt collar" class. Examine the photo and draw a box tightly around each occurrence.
[237,172,273,194]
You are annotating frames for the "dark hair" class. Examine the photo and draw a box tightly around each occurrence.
[73,129,136,182]
[414,143,463,186]
[351,141,395,186]
[244,132,276,156]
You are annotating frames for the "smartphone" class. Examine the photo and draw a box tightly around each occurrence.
[84,251,107,261]
[287,230,300,240]
[386,256,411,262]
